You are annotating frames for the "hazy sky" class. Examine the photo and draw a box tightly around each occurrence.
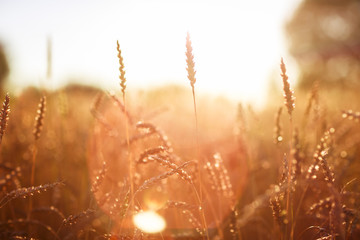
[0,0,301,106]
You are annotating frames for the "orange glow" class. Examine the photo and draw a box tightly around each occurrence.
[143,187,168,210]
[133,211,166,233]
[0,0,302,107]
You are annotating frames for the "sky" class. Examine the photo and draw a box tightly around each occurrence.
[0,0,302,106]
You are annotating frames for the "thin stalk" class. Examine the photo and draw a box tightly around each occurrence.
[290,184,309,240]
[191,87,201,197]
[241,134,260,240]
[1,189,15,220]
[123,94,133,207]
[202,185,225,239]
[27,95,46,220]
[116,41,133,235]
[27,143,38,220]
[191,181,209,240]
[185,32,208,238]
[118,93,134,236]
[191,86,210,240]
[285,118,294,240]
[280,58,295,239]
[296,226,324,240]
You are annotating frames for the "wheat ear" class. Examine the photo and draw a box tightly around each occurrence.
[134,161,193,196]
[117,41,127,96]
[0,93,10,147]
[0,181,63,208]
[33,96,46,140]
[280,58,295,118]
[342,110,360,122]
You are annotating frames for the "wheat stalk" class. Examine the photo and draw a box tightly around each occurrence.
[165,200,199,212]
[186,32,196,89]
[116,41,135,235]
[134,161,193,196]
[274,107,283,145]
[28,96,46,220]
[213,153,234,200]
[280,58,296,239]
[306,128,335,182]
[91,161,107,194]
[108,91,133,124]
[146,155,193,184]
[307,197,333,215]
[0,166,21,189]
[303,81,319,128]
[33,96,46,140]
[270,195,287,229]
[62,209,95,226]
[185,32,209,240]
[117,41,127,96]
[137,146,168,163]
[291,128,302,181]
[280,58,295,118]
[0,93,10,147]
[342,110,360,122]
[0,181,64,208]
[135,122,172,150]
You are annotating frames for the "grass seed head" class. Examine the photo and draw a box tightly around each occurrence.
[280,58,295,117]
[0,93,10,143]
[33,96,46,140]
[117,41,127,96]
[186,32,196,89]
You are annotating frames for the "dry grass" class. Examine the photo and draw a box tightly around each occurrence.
[0,35,359,240]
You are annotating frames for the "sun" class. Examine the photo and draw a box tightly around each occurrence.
[133,211,166,234]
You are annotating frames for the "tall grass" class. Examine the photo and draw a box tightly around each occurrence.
[0,34,359,240]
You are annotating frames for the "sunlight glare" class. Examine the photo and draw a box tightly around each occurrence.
[133,211,166,234]
[0,0,301,107]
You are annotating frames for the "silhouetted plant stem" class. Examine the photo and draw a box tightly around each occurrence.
[28,96,46,220]
[27,144,38,220]
[186,32,209,240]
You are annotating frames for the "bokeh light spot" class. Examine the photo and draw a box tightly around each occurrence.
[133,211,166,234]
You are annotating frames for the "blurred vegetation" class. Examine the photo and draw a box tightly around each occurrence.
[286,0,360,89]
[0,82,359,239]
[0,43,9,91]
[1,1,360,239]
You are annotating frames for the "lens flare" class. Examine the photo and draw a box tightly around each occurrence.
[133,211,166,233]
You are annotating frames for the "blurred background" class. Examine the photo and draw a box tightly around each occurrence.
[0,0,304,107]
[1,0,360,106]
[1,1,360,239]
[287,0,360,89]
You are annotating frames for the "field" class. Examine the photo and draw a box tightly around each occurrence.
[0,37,359,240]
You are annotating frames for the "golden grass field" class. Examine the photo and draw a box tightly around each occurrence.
[0,36,359,240]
